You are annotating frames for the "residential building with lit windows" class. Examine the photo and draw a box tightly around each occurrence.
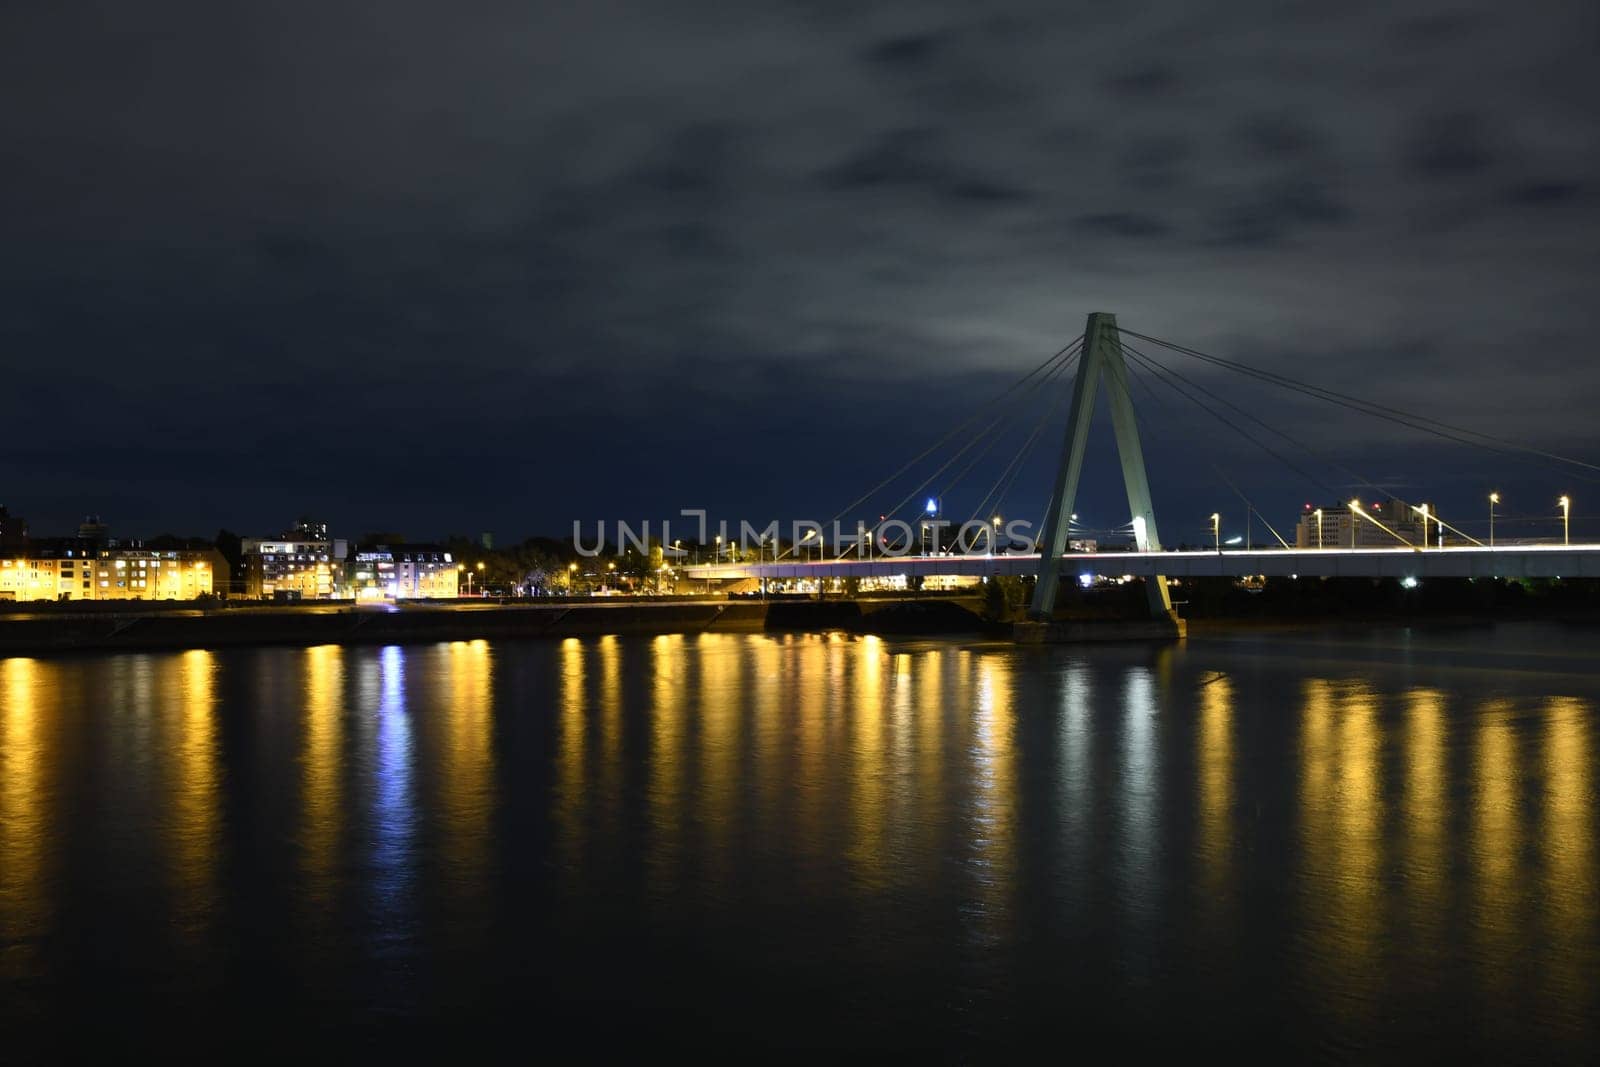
[0,542,223,602]
[1295,499,1429,549]
[350,545,457,600]
[241,535,349,599]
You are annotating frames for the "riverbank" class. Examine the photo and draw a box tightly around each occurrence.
[0,596,994,655]
[6,594,1585,657]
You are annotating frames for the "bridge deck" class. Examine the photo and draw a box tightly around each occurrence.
[684,545,1600,582]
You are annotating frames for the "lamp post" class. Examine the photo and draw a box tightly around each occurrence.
[1314,507,1323,549]
[457,563,465,597]
[992,515,1002,554]
[1416,503,1430,550]
[1560,495,1571,546]
[1348,500,1361,548]
[714,534,722,563]
[1489,493,1498,548]
[567,561,577,596]
[1210,513,1220,554]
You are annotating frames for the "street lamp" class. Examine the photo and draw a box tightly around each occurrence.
[1415,503,1432,550]
[567,561,577,596]
[714,534,722,563]
[1348,500,1362,548]
[457,563,465,597]
[1560,495,1571,546]
[1488,493,1498,548]
[1210,513,1220,554]
[1313,507,1323,550]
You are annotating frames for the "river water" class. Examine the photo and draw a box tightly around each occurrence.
[1,624,1597,1060]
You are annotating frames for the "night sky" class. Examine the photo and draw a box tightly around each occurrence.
[4,1,1597,545]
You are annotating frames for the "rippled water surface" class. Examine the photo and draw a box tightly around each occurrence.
[2,623,1598,1060]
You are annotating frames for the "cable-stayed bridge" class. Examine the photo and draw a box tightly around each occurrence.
[683,311,1600,621]
[686,544,1600,583]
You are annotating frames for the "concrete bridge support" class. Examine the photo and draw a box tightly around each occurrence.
[1029,311,1175,623]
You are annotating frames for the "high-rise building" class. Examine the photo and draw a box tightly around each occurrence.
[0,505,27,549]
[77,515,109,541]
[1295,499,1429,549]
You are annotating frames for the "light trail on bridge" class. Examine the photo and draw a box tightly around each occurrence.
[686,543,1600,582]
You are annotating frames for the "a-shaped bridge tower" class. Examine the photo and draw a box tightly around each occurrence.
[1029,311,1174,622]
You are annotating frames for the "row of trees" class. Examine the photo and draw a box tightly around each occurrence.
[440,536,678,596]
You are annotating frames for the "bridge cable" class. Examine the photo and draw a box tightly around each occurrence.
[862,349,1083,552]
[933,350,1081,507]
[824,337,1083,559]
[1121,329,1600,481]
[1122,338,1407,508]
[1118,354,1292,549]
[963,353,1085,542]
[1117,340,1347,500]
[1121,339,1433,542]
[1120,339,1485,545]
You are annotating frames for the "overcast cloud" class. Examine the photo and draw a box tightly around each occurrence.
[2,1,1597,540]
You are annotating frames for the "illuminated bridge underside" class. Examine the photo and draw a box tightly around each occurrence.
[685,545,1600,583]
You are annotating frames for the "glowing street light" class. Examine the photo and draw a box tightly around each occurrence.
[1348,500,1362,547]
[1413,503,1437,550]
[1560,495,1571,546]
[1488,492,1499,548]
[1313,507,1323,549]
[1210,513,1221,554]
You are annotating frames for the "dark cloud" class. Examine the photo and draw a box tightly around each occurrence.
[865,33,946,68]
[819,127,949,190]
[1236,115,1323,161]
[1117,136,1190,191]
[1102,62,1182,99]
[1502,180,1583,207]
[0,0,1597,539]
[1209,176,1350,247]
[1406,111,1498,179]
[1075,213,1174,240]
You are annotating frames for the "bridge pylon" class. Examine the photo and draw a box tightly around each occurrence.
[1029,311,1174,621]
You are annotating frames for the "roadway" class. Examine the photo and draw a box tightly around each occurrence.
[683,544,1600,582]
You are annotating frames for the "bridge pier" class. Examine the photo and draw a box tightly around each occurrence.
[1012,614,1185,645]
